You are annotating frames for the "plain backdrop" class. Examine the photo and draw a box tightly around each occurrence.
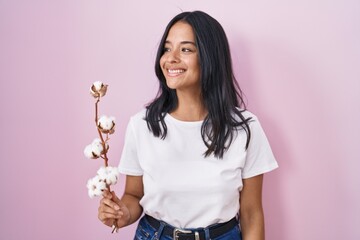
[0,0,359,239]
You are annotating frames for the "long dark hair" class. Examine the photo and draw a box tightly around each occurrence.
[145,11,252,158]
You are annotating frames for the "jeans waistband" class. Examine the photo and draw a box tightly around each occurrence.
[144,214,238,240]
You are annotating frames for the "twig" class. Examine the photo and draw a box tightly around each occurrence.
[95,97,109,167]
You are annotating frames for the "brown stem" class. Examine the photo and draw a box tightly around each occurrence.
[95,97,109,167]
[94,94,115,234]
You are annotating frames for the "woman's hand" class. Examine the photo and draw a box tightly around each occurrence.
[98,190,131,228]
[98,175,144,230]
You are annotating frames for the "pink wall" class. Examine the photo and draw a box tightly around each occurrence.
[1,0,359,239]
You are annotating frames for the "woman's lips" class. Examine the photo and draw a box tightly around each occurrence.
[167,68,186,77]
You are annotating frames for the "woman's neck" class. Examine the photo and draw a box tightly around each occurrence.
[170,90,207,121]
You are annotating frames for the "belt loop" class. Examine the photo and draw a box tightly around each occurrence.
[194,231,200,240]
[153,222,165,240]
[204,228,211,240]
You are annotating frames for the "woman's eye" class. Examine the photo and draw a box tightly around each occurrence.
[182,48,192,52]
[163,47,171,52]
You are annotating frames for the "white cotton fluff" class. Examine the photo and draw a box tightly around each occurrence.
[83,138,105,159]
[86,175,106,198]
[84,144,95,159]
[92,81,103,91]
[97,166,119,185]
[91,138,104,156]
[98,115,115,134]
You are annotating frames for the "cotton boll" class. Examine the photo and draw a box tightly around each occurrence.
[90,81,108,98]
[91,138,104,157]
[86,176,106,198]
[84,143,103,159]
[91,138,103,148]
[84,144,96,159]
[97,166,119,185]
[98,115,115,134]
[107,166,119,185]
[97,166,108,180]
[92,137,109,152]
[83,139,106,159]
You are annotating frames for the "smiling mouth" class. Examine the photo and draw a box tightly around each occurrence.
[167,68,186,77]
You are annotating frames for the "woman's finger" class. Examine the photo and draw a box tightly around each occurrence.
[102,189,112,199]
[100,197,121,210]
[110,192,128,209]
[99,211,123,221]
[99,205,124,217]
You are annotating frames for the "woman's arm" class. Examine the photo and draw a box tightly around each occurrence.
[98,175,144,228]
[119,175,144,225]
[239,174,265,240]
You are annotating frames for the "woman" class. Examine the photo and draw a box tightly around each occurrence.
[98,11,278,240]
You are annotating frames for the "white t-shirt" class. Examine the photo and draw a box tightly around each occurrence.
[118,109,278,228]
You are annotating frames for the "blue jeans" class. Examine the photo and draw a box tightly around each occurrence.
[134,215,242,240]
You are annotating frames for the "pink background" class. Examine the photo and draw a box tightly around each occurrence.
[1,0,359,239]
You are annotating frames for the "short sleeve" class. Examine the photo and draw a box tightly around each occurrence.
[118,119,143,176]
[242,117,278,179]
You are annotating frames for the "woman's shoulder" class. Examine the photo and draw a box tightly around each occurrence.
[128,108,147,125]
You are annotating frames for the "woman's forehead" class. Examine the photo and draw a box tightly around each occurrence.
[165,21,195,43]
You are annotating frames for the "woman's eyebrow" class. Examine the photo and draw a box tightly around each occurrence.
[165,40,196,46]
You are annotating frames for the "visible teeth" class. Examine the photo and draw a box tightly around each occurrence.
[168,69,185,74]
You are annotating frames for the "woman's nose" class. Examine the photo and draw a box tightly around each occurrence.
[166,50,180,63]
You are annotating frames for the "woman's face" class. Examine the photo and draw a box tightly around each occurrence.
[160,21,201,93]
